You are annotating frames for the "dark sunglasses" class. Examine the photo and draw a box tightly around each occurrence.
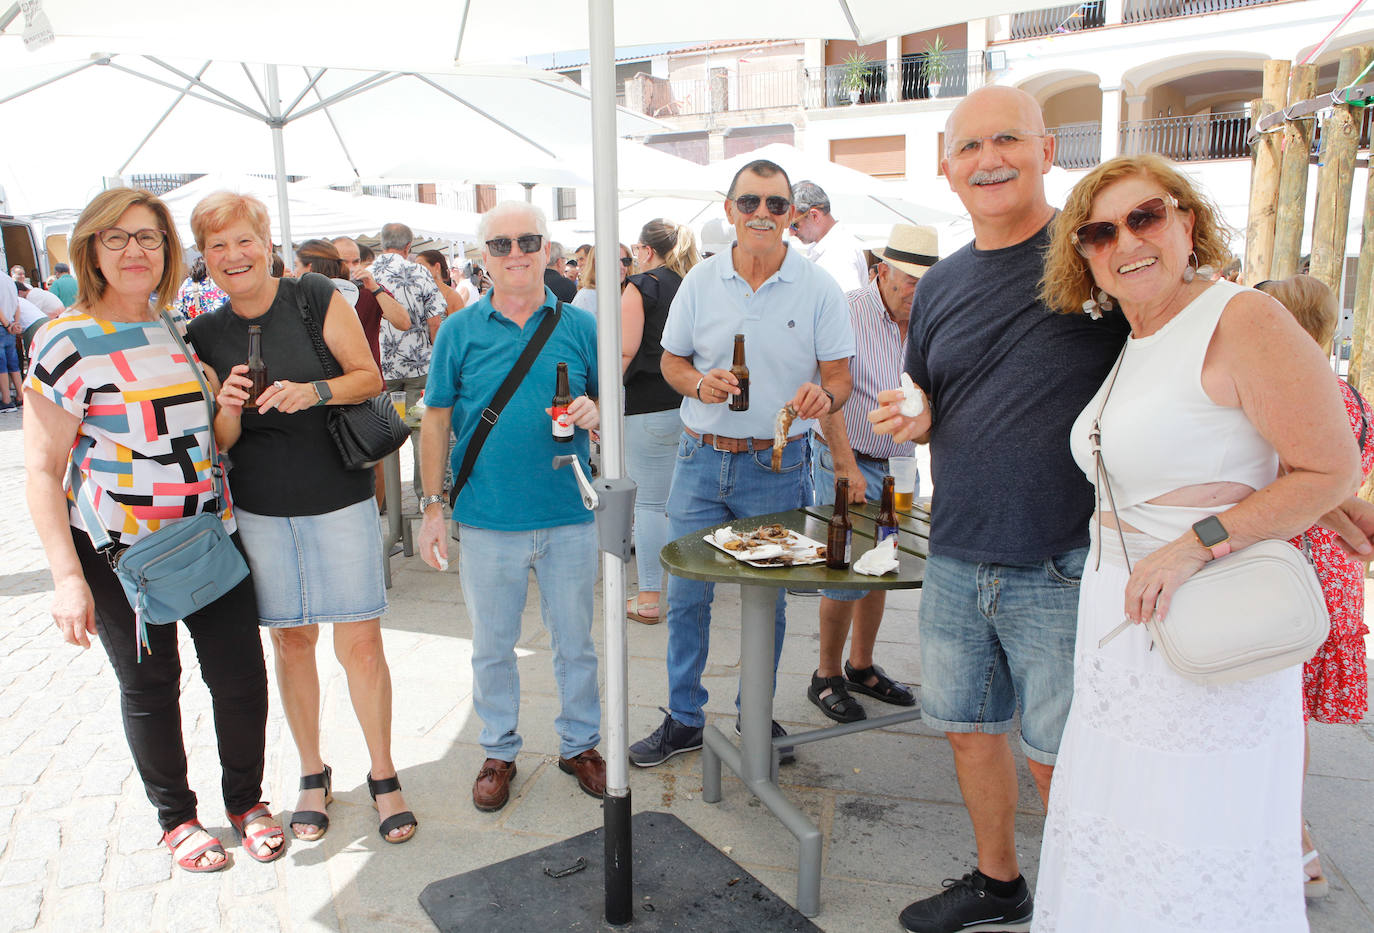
[485,234,543,257]
[1072,196,1177,258]
[733,194,791,216]
[619,256,633,267]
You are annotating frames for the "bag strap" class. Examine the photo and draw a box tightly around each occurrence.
[449,301,563,509]
[294,277,343,380]
[77,309,226,552]
[1345,378,1370,456]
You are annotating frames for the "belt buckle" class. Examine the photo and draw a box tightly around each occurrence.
[711,434,732,453]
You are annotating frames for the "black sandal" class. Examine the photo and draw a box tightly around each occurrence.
[844,661,916,707]
[807,671,867,724]
[291,764,332,841]
[367,772,417,844]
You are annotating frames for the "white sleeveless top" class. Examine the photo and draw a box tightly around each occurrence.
[1068,279,1278,541]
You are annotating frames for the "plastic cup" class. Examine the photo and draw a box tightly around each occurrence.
[390,390,406,419]
[889,456,917,512]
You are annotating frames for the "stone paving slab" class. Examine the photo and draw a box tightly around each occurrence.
[0,418,1370,932]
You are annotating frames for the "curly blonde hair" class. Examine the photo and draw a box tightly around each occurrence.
[1040,154,1233,315]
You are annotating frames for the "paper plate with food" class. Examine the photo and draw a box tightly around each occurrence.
[706,523,826,567]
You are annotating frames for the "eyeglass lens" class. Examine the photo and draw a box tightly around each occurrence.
[949,131,1039,159]
[733,195,791,216]
[485,234,544,257]
[1073,198,1171,255]
[99,228,166,250]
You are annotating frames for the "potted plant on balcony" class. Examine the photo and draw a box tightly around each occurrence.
[839,52,870,105]
[922,36,950,98]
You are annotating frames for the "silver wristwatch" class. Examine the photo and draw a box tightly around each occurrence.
[419,495,446,511]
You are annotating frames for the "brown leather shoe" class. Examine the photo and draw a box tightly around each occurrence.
[558,748,606,798]
[472,758,517,812]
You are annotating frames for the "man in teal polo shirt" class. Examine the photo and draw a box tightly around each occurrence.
[629,159,855,767]
[49,263,77,307]
[417,200,606,812]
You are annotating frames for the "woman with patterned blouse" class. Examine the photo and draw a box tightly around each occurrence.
[24,188,281,874]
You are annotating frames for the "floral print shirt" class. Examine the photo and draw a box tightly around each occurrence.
[372,253,446,380]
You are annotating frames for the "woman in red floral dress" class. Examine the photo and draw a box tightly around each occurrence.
[1261,276,1371,899]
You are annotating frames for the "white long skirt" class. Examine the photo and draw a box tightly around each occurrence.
[1033,529,1308,933]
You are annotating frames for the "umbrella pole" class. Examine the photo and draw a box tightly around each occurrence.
[589,0,633,924]
[265,65,295,267]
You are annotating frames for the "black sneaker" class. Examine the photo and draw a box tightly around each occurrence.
[898,871,1032,933]
[629,709,703,767]
[733,717,796,765]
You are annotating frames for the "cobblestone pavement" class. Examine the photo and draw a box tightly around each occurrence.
[0,414,1370,932]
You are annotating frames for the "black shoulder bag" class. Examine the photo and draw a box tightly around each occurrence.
[449,301,562,508]
[294,279,409,470]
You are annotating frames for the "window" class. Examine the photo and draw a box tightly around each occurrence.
[475,185,497,213]
[829,135,906,179]
[556,187,577,221]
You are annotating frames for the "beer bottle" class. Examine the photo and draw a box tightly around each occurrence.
[825,477,852,570]
[552,362,574,442]
[245,324,268,411]
[728,333,749,412]
[876,476,900,546]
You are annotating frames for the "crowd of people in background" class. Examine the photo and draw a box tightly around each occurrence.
[12,82,1374,933]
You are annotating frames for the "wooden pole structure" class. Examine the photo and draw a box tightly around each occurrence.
[1272,64,1320,279]
[1310,47,1370,304]
[1353,159,1374,395]
[1244,60,1291,285]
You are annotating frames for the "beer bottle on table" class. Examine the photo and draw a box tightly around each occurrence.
[245,324,268,411]
[826,477,852,570]
[876,476,900,546]
[552,362,574,443]
[729,333,749,412]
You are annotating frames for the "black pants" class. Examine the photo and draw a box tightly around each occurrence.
[74,527,269,832]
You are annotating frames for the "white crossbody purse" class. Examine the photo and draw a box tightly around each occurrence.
[1090,354,1329,686]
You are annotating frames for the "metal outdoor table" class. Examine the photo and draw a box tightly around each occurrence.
[659,499,931,917]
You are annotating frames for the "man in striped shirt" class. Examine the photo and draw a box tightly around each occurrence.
[807,224,937,724]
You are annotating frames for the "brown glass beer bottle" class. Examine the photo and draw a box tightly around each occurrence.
[826,477,852,570]
[552,361,574,442]
[876,476,899,546]
[729,333,749,412]
[245,324,268,411]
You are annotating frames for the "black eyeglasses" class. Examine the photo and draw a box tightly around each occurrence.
[733,194,791,216]
[1072,196,1177,258]
[484,234,543,257]
[98,227,166,250]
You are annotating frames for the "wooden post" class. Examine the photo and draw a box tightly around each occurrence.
[1272,64,1319,279]
[1353,160,1374,395]
[1244,60,1291,285]
[1310,47,1370,303]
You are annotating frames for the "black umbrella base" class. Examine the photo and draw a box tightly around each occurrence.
[418,810,820,932]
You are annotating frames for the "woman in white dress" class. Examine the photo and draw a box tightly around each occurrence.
[1033,154,1359,933]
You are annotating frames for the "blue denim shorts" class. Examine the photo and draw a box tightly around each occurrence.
[234,497,387,627]
[0,329,18,373]
[918,546,1086,765]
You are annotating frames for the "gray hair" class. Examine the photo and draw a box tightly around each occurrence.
[791,180,831,214]
[548,241,566,263]
[379,223,414,252]
[477,200,550,243]
[54,262,71,274]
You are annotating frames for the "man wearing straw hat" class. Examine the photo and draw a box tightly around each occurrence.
[806,224,937,726]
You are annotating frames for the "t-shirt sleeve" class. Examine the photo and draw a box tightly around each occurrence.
[424,321,459,408]
[0,274,17,317]
[24,320,91,420]
[659,275,696,358]
[812,277,855,361]
[417,277,445,323]
[904,291,931,394]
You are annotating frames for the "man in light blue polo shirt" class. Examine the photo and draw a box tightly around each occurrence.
[417,200,606,813]
[629,159,855,768]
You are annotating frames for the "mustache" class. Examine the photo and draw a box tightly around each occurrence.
[745,219,777,231]
[969,167,1019,185]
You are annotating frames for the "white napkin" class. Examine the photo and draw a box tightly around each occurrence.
[852,538,899,576]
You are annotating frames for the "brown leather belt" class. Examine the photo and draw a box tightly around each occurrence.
[685,426,806,453]
[811,430,888,464]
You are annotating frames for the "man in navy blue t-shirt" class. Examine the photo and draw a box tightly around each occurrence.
[872,86,1129,933]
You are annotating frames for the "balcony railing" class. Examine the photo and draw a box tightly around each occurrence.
[805,51,994,109]
[1051,121,1103,169]
[1009,2,1105,40]
[1120,111,1251,160]
[1123,0,1281,24]
[665,69,805,116]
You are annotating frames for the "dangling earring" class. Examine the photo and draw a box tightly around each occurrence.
[1082,288,1113,320]
[1181,250,1216,284]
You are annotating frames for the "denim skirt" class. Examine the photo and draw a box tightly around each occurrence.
[234,497,387,627]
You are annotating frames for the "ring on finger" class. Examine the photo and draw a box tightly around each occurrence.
[273,380,285,389]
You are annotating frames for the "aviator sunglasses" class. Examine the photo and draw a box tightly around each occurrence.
[733,194,792,216]
[1072,195,1178,258]
[485,234,544,257]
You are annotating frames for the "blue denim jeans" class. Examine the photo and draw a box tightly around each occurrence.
[624,408,683,594]
[917,546,1087,765]
[663,431,807,727]
[457,521,601,760]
